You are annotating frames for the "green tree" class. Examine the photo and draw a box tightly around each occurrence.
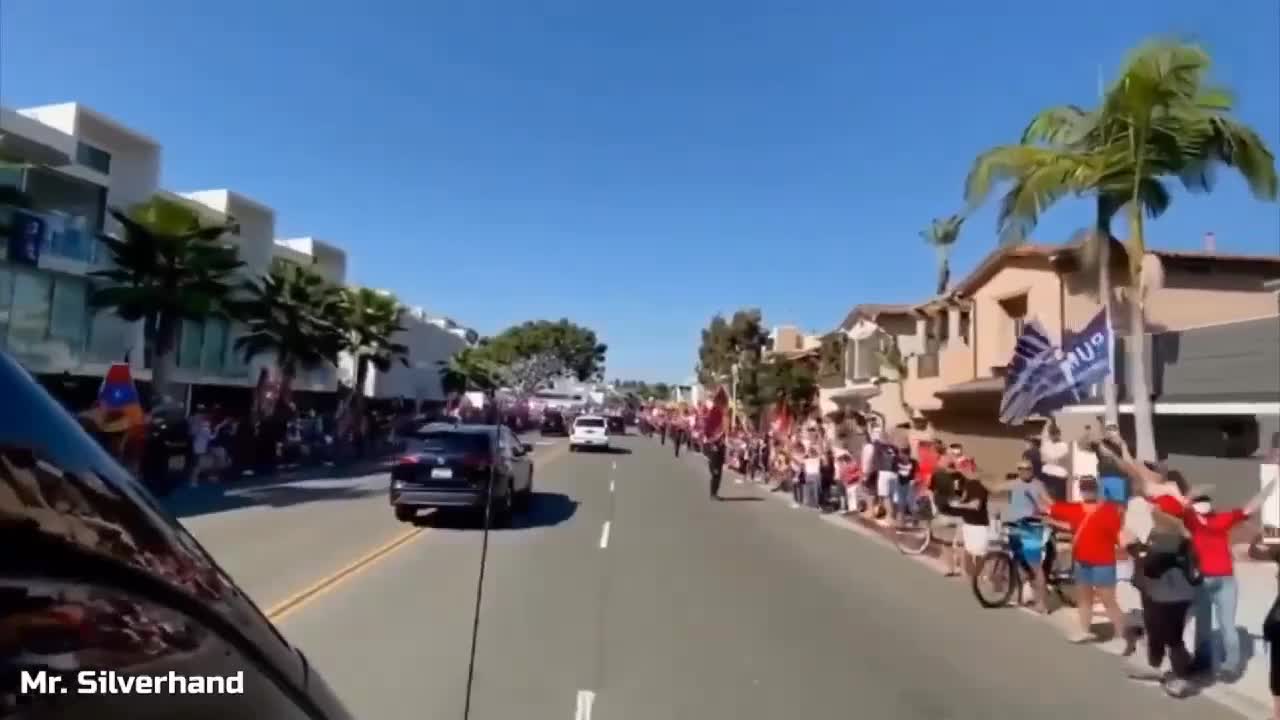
[90,196,243,405]
[438,347,503,395]
[965,38,1277,460]
[341,287,410,417]
[235,264,348,417]
[758,358,818,422]
[482,319,607,381]
[920,214,966,295]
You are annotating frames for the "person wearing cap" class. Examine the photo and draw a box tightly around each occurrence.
[1038,475,1138,649]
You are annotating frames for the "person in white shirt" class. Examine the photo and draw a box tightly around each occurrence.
[189,410,213,486]
[1040,424,1071,500]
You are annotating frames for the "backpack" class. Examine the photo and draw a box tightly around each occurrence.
[1142,532,1203,587]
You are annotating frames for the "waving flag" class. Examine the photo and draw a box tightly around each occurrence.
[1000,309,1112,425]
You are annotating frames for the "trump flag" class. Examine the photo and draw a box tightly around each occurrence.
[999,309,1112,425]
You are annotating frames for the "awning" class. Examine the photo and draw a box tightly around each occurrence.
[935,377,1005,397]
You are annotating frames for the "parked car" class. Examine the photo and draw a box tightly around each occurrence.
[0,350,356,719]
[390,423,534,527]
[540,410,568,436]
[569,415,611,452]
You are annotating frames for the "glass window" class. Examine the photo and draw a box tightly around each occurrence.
[201,317,229,373]
[75,141,112,175]
[22,167,106,264]
[87,308,133,364]
[178,319,205,370]
[49,277,88,353]
[7,270,52,358]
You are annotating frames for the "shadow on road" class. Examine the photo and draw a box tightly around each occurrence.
[572,446,632,455]
[715,497,763,502]
[165,482,386,519]
[412,491,579,531]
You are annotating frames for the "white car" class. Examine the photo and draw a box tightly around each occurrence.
[569,415,610,452]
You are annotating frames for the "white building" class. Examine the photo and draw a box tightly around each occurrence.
[269,238,350,393]
[338,304,475,406]
[1,102,161,379]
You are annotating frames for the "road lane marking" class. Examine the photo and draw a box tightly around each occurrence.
[268,439,565,622]
[575,690,595,719]
[609,479,615,493]
[267,526,424,621]
[599,521,611,549]
[612,461,616,470]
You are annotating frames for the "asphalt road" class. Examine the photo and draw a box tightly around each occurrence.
[181,435,1243,720]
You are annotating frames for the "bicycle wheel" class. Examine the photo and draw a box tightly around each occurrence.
[895,519,931,556]
[973,552,1018,608]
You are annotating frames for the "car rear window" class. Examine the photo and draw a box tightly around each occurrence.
[407,430,491,453]
[575,418,605,428]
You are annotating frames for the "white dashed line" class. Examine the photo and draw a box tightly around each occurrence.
[610,479,615,493]
[599,521,611,549]
[574,690,595,719]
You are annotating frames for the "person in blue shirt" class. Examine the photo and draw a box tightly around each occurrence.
[999,460,1055,614]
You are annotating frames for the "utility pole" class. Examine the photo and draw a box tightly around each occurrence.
[730,362,740,433]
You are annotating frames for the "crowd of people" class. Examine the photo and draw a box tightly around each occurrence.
[640,401,1280,713]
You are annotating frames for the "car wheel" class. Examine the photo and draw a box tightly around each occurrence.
[493,486,514,528]
[394,506,416,523]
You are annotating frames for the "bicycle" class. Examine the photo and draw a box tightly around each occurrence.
[972,513,1077,610]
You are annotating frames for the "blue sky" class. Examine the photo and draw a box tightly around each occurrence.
[3,1,1277,382]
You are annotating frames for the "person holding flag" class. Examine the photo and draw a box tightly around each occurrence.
[705,387,729,500]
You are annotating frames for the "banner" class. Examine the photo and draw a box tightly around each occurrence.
[1000,309,1112,425]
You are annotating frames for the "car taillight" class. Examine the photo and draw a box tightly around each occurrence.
[397,455,420,465]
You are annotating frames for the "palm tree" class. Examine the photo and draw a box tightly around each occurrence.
[920,214,966,295]
[341,287,410,411]
[966,38,1278,460]
[90,196,242,405]
[438,347,502,395]
[235,264,348,418]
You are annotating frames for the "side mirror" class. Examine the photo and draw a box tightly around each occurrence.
[521,442,534,454]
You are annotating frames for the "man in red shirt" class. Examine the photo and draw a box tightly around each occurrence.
[1043,476,1137,648]
[1182,479,1276,678]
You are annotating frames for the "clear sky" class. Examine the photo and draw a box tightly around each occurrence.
[2,1,1277,383]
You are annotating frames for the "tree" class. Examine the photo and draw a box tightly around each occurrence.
[966,38,1278,460]
[438,347,503,395]
[758,358,817,422]
[920,214,966,295]
[501,353,565,397]
[235,264,348,417]
[90,196,243,405]
[481,319,607,381]
[873,328,911,420]
[341,287,410,418]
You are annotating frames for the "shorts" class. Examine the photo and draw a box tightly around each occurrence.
[1008,523,1046,567]
[876,471,895,498]
[962,524,990,555]
[893,481,914,510]
[1074,561,1117,587]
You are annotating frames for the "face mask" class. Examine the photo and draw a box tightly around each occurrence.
[1192,501,1212,515]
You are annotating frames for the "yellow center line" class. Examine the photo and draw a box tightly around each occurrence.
[265,439,569,622]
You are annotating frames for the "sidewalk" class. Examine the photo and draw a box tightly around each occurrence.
[161,455,398,518]
[687,450,1273,719]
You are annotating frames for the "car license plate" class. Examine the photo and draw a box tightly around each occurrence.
[168,457,185,472]
[430,468,453,480]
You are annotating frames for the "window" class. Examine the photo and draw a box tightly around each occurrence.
[999,294,1029,341]
[75,141,112,175]
[1013,316,1026,337]
[201,318,229,373]
[22,166,107,264]
[179,319,205,370]
[87,309,133,364]
[7,271,52,358]
[49,277,88,353]
[958,309,972,344]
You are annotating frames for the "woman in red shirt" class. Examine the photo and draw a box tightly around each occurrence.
[1042,475,1137,648]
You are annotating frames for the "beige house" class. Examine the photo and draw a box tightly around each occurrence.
[815,304,920,431]
[898,243,1280,473]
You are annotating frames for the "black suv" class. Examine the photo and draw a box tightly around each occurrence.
[606,415,625,435]
[390,424,534,527]
[540,410,568,436]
